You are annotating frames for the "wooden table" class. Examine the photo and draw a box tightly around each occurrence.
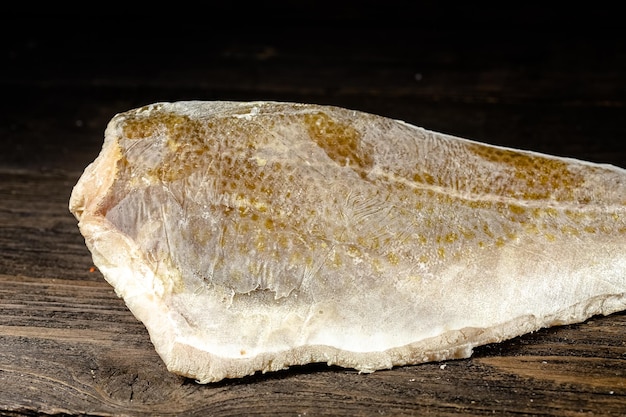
[2,10,625,416]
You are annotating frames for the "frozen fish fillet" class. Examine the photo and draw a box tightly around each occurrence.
[69,101,626,383]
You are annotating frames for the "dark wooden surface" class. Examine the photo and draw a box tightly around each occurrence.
[1,8,626,416]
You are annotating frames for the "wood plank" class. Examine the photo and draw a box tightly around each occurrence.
[0,171,97,280]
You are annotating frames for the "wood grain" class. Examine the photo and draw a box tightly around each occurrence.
[1,10,625,416]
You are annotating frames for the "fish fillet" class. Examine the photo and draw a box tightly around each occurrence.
[69,101,626,383]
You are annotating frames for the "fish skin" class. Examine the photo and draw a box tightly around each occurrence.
[70,101,626,383]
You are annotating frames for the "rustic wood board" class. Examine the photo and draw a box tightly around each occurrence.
[1,10,625,416]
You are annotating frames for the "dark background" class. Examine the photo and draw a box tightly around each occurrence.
[2,5,625,172]
[1,4,626,416]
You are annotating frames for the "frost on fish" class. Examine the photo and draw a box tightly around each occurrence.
[69,101,626,383]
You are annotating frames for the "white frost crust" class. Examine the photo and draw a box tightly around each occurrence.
[160,293,626,383]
